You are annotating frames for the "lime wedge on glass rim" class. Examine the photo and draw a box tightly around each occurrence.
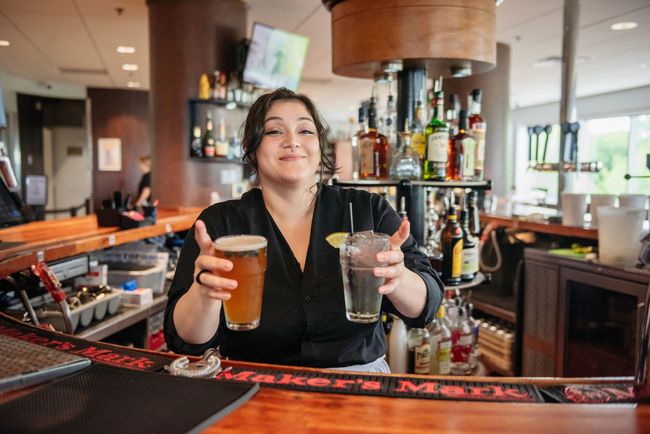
[326,232,349,248]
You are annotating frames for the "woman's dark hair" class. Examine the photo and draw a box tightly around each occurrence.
[241,87,336,182]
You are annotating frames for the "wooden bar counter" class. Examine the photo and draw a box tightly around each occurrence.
[211,375,646,433]
[0,207,202,278]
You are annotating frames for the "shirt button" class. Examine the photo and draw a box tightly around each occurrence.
[304,295,311,302]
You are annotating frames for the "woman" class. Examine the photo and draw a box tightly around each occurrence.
[164,88,443,372]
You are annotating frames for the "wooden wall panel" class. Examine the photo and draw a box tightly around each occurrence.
[148,0,247,207]
[87,88,150,208]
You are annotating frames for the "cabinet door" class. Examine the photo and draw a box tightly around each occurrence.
[522,259,560,376]
[558,268,646,377]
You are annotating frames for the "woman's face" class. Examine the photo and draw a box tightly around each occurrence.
[255,100,321,187]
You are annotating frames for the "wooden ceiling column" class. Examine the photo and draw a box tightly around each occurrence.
[325,0,496,79]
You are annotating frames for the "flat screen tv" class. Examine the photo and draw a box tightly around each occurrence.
[243,23,310,92]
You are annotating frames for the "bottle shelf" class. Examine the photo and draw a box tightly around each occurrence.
[444,272,487,291]
[190,156,243,164]
[530,161,603,173]
[334,179,491,190]
[188,98,251,110]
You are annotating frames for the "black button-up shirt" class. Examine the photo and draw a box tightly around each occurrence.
[164,184,443,368]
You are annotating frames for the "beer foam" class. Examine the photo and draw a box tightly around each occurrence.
[213,235,267,252]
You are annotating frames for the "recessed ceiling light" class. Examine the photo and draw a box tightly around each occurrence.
[127,81,141,88]
[611,21,638,31]
[0,40,10,47]
[116,46,136,54]
[122,63,138,71]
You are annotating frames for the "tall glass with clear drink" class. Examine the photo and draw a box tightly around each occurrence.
[339,231,390,323]
[213,235,267,330]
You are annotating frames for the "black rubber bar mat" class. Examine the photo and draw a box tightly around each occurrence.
[215,366,544,403]
[0,364,259,434]
[539,383,636,404]
[0,314,171,371]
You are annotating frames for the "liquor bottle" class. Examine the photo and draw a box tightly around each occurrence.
[410,97,426,162]
[202,112,216,158]
[388,315,408,374]
[359,98,389,179]
[407,327,431,375]
[215,116,229,158]
[423,188,443,273]
[211,70,220,99]
[461,110,478,181]
[423,90,448,181]
[382,313,393,360]
[450,307,472,375]
[467,190,481,237]
[446,109,467,181]
[229,130,241,160]
[468,89,487,180]
[465,302,480,370]
[219,71,227,100]
[428,305,452,375]
[390,120,421,180]
[350,106,366,180]
[198,73,210,100]
[190,126,203,158]
[385,92,397,147]
[446,94,460,136]
[440,205,463,286]
[460,208,479,281]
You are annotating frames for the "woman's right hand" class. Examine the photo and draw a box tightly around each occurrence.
[192,220,237,301]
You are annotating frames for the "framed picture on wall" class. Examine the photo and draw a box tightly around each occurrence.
[98,138,122,171]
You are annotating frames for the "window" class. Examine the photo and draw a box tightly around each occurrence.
[515,114,650,204]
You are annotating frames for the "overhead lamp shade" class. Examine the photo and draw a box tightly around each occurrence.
[325,0,496,78]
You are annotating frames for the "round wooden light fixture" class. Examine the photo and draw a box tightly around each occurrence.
[323,0,497,79]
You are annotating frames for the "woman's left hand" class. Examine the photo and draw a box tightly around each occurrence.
[374,218,410,295]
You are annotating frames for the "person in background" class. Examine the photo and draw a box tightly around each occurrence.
[164,88,443,373]
[135,155,151,206]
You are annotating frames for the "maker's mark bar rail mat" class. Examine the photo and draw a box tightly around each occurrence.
[215,367,544,403]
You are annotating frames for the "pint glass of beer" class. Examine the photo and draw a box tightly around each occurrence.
[213,235,267,331]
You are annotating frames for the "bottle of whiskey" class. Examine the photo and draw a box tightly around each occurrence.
[190,126,203,158]
[460,208,479,281]
[359,98,389,179]
[446,94,460,136]
[350,105,366,180]
[467,190,481,237]
[385,92,397,148]
[428,305,452,375]
[198,73,210,100]
[440,205,463,286]
[215,115,229,158]
[465,302,480,370]
[447,109,470,181]
[410,97,426,163]
[450,307,472,375]
[424,90,448,181]
[461,110,478,181]
[407,327,431,375]
[390,120,421,180]
[202,112,216,158]
[468,89,487,180]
